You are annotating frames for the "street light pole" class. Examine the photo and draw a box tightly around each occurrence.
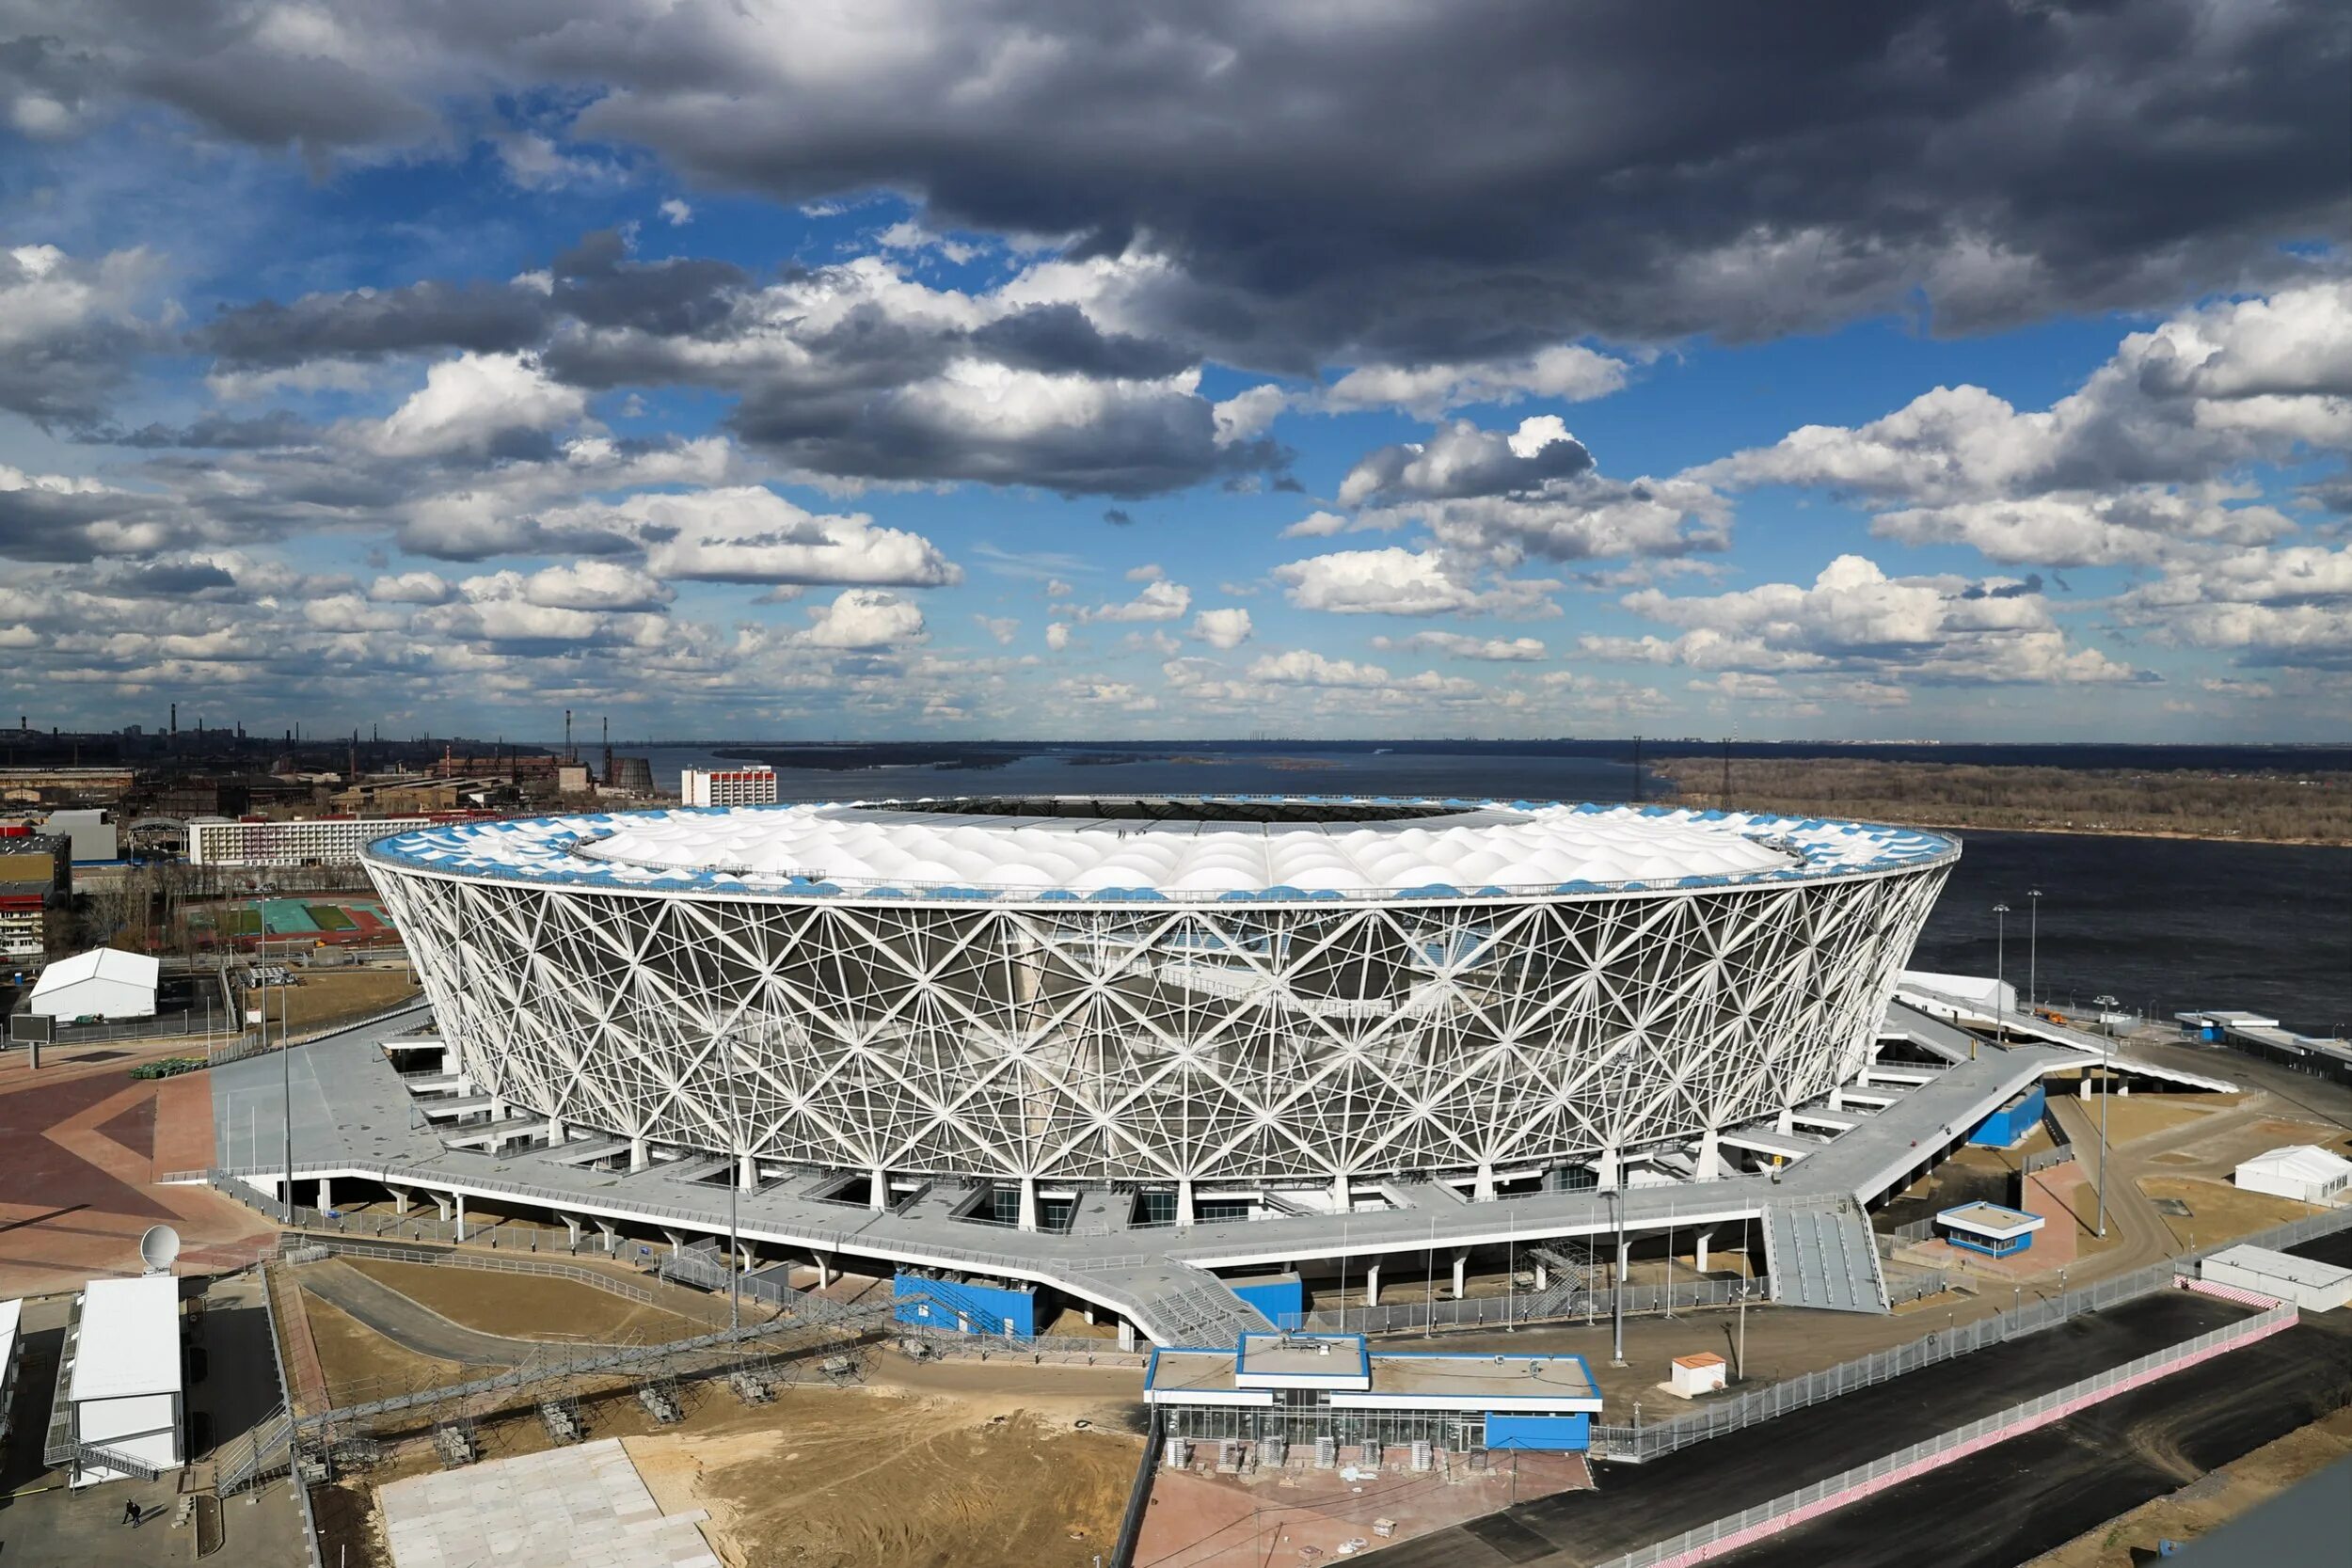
[1609,1187,1627,1367]
[2092,994,2118,1239]
[1992,904,2011,1047]
[2026,889,2042,1013]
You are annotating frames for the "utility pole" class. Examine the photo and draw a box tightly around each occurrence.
[1992,903,2010,1047]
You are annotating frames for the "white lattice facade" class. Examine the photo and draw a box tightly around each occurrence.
[363,799,1953,1196]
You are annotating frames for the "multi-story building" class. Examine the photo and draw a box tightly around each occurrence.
[432,752,563,782]
[0,767,136,805]
[189,815,442,868]
[679,765,779,808]
[0,827,69,966]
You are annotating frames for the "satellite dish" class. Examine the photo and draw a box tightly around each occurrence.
[138,1224,181,1275]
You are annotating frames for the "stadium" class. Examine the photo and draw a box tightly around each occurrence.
[362,797,1956,1226]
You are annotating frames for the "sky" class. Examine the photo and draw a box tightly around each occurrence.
[0,2,2347,745]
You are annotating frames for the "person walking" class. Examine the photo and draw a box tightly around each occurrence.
[122,1497,141,1528]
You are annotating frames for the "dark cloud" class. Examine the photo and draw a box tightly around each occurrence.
[0,483,180,563]
[92,410,318,449]
[550,230,752,337]
[1342,420,1596,507]
[1102,507,1134,525]
[1961,573,2045,600]
[729,376,1281,499]
[91,560,239,596]
[968,305,1195,381]
[21,3,2343,365]
[197,280,548,369]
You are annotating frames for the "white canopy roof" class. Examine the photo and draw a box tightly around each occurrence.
[2238,1145,2352,1182]
[28,947,159,1000]
[69,1275,181,1402]
[370,798,1958,903]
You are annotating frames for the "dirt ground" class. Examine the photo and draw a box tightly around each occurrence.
[2092,1093,2237,1147]
[2134,1176,2321,1250]
[300,1288,471,1405]
[2025,1404,2352,1568]
[342,1257,705,1344]
[279,968,421,1032]
[628,1384,1136,1568]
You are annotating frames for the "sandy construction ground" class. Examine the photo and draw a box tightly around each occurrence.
[628,1387,1136,1568]
[342,1256,706,1343]
[2135,1175,2324,1250]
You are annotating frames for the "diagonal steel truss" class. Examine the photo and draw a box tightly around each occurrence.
[367,863,1947,1190]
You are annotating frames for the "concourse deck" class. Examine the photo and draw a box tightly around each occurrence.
[199,1003,2089,1344]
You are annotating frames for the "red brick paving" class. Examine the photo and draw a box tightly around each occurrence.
[1137,1446,1594,1567]
[0,1044,272,1297]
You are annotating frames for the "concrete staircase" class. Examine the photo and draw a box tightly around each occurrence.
[1762,1198,1890,1314]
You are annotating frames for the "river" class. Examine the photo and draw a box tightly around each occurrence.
[627,745,2349,1037]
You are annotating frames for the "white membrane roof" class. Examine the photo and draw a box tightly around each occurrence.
[368,798,1958,903]
[69,1275,180,1402]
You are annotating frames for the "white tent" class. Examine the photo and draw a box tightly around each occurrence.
[2235,1145,2352,1207]
[25,948,158,1021]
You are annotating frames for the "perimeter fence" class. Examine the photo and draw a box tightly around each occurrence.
[1600,1298,2299,1567]
[1594,1201,2352,1463]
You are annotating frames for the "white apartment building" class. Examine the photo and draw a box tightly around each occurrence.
[679,766,779,808]
[188,816,435,867]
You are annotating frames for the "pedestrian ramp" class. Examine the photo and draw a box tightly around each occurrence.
[1762,1199,1889,1315]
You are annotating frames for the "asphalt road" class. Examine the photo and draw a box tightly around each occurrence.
[296,1259,546,1367]
[1374,1291,2250,1568]
[1719,1312,2352,1568]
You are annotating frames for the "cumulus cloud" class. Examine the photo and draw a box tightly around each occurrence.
[1272,546,1556,618]
[0,242,167,424]
[366,570,455,604]
[1695,282,2352,566]
[616,487,961,587]
[2111,544,2352,670]
[1190,607,1252,650]
[370,353,587,458]
[1374,630,1547,661]
[1583,553,2147,686]
[1069,578,1191,623]
[1318,347,1629,420]
[797,587,927,649]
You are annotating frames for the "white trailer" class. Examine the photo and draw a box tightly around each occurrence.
[63,1275,183,1486]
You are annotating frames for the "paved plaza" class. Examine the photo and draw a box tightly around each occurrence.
[379,1438,719,1568]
